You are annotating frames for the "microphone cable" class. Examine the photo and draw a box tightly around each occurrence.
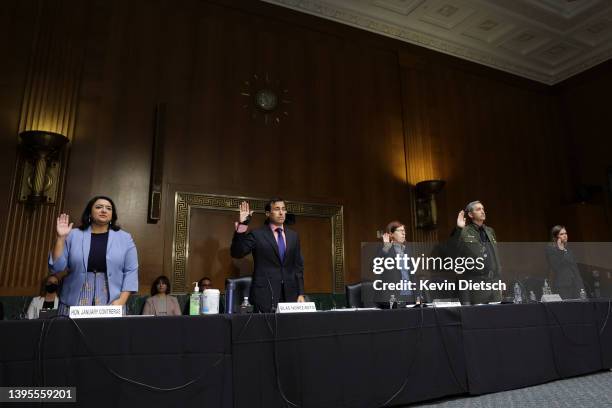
[267,311,299,408]
[541,302,592,347]
[36,314,224,392]
[433,307,468,393]
[377,306,425,407]
[599,298,611,335]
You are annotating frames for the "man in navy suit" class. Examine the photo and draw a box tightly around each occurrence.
[231,198,305,312]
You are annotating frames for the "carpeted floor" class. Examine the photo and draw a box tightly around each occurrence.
[406,370,612,408]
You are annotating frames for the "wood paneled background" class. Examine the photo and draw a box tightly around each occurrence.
[1,0,610,296]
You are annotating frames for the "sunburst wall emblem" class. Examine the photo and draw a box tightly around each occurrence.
[240,73,291,125]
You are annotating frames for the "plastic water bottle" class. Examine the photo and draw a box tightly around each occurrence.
[239,297,252,314]
[542,279,552,295]
[225,281,235,314]
[529,290,537,303]
[579,288,587,300]
[513,283,522,304]
[389,294,396,309]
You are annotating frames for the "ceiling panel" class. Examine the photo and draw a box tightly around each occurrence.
[262,0,612,84]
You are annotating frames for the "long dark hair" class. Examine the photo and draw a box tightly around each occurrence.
[550,225,566,242]
[151,275,171,296]
[78,195,121,231]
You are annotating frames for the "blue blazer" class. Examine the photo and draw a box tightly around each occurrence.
[48,227,139,306]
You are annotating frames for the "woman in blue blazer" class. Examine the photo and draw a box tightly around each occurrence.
[49,195,139,315]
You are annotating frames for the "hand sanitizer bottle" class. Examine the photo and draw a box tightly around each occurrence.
[190,282,201,316]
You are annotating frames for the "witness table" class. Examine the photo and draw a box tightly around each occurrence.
[1,300,610,408]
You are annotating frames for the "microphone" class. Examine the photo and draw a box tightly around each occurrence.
[267,277,276,313]
[19,296,29,320]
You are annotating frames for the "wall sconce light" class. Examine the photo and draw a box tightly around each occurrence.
[18,130,69,204]
[415,179,445,229]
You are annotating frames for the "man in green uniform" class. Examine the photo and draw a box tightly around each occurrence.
[451,201,502,304]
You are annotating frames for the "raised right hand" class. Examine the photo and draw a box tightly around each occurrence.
[56,213,73,238]
[382,232,391,243]
[456,210,466,228]
[239,201,253,223]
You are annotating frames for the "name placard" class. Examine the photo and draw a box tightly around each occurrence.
[541,294,563,303]
[69,305,123,319]
[276,302,317,313]
[432,300,462,308]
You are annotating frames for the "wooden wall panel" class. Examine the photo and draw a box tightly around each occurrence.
[401,56,570,243]
[0,0,37,288]
[0,0,89,295]
[156,2,409,288]
[555,61,612,240]
[185,209,333,294]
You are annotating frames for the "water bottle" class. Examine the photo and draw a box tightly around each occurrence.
[239,297,252,314]
[513,283,522,304]
[579,288,587,300]
[225,281,235,314]
[529,290,537,303]
[542,279,552,295]
[389,294,396,309]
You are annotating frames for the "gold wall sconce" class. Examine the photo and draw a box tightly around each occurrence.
[18,130,69,204]
[415,179,445,229]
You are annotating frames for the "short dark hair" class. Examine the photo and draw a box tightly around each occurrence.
[198,277,212,289]
[385,221,405,234]
[265,197,285,212]
[151,275,171,296]
[550,225,566,242]
[79,195,121,231]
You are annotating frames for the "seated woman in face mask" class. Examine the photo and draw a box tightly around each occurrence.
[27,275,60,319]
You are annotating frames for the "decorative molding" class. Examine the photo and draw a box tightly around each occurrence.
[172,192,345,293]
[261,0,612,84]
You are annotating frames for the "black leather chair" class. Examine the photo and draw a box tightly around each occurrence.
[225,276,252,313]
[345,281,374,308]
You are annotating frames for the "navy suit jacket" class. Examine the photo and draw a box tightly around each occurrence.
[231,225,304,312]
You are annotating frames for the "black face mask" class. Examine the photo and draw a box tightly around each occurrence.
[45,283,58,293]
